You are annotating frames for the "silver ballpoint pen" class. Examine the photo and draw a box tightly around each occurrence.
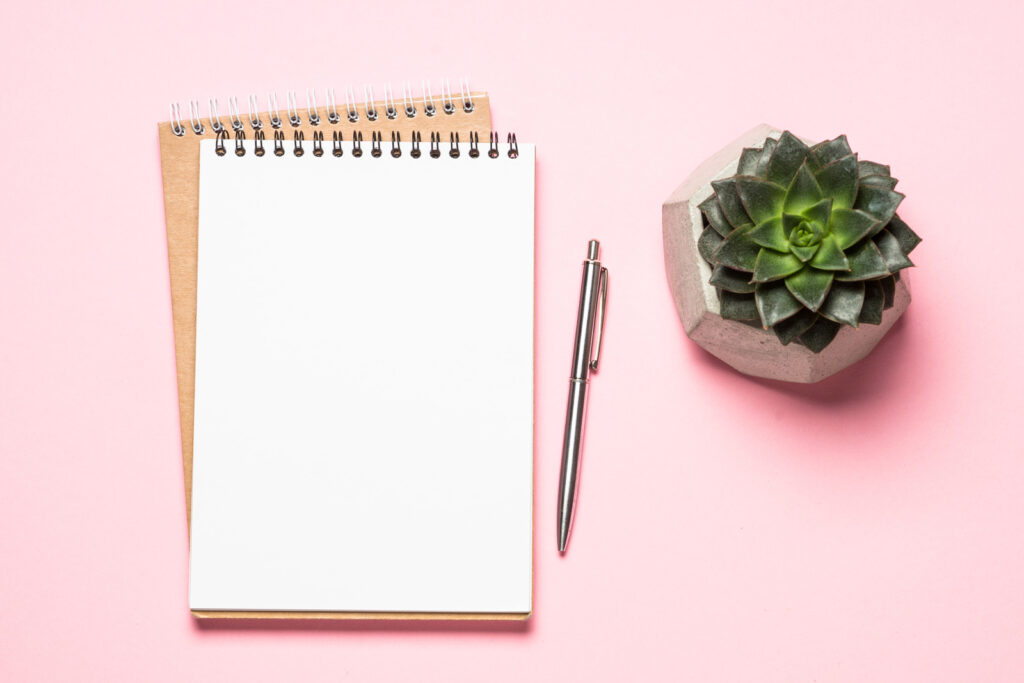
[558,239,608,553]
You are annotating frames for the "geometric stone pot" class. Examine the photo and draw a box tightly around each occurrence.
[662,124,910,383]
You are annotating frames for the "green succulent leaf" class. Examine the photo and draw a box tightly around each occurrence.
[854,186,904,227]
[696,130,917,353]
[875,229,915,272]
[859,280,885,325]
[789,218,825,255]
[736,177,786,225]
[766,131,811,186]
[755,138,777,177]
[829,208,879,250]
[710,265,756,294]
[698,226,724,263]
[858,160,891,178]
[737,147,761,175]
[810,135,852,168]
[859,175,898,190]
[711,179,754,229]
[712,226,760,272]
[887,214,922,254]
[719,291,759,321]
[753,249,803,283]
[880,275,897,308]
[755,280,803,327]
[820,281,866,327]
[699,196,735,237]
[801,198,833,229]
[773,309,818,345]
[814,155,858,210]
[810,234,850,271]
[790,243,820,262]
[784,163,824,213]
[799,317,841,352]
[835,240,890,281]
[748,217,788,252]
[785,266,834,311]
[781,213,804,238]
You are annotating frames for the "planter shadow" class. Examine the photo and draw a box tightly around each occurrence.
[685,307,915,408]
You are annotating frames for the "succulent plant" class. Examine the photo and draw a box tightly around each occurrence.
[697,131,921,352]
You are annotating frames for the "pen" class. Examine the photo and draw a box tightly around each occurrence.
[557,239,608,553]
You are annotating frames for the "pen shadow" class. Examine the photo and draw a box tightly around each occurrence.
[193,615,533,635]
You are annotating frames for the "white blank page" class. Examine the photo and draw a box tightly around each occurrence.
[189,138,534,614]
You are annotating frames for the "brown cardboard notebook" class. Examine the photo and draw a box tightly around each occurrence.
[158,90,507,620]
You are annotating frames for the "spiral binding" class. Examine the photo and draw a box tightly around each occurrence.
[193,79,517,160]
[173,80,510,159]
[213,127,519,160]
[170,79,477,137]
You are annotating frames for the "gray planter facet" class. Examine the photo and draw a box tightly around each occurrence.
[662,124,910,383]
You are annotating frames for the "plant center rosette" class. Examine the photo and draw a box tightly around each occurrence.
[696,131,922,352]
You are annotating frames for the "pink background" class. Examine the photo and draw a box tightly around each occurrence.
[2,0,1023,680]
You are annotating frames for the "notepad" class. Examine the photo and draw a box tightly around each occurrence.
[188,134,535,617]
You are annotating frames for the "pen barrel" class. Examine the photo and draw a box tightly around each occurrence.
[559,246,603,551]
[558,377,590,548]
[569,259,603,379]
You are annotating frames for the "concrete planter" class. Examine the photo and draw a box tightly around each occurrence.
[662,124,910,383]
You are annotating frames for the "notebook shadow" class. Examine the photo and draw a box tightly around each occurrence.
[685,310,914,407]
[193,615,533,635]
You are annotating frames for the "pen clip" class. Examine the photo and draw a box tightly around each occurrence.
[589,267,608,372]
